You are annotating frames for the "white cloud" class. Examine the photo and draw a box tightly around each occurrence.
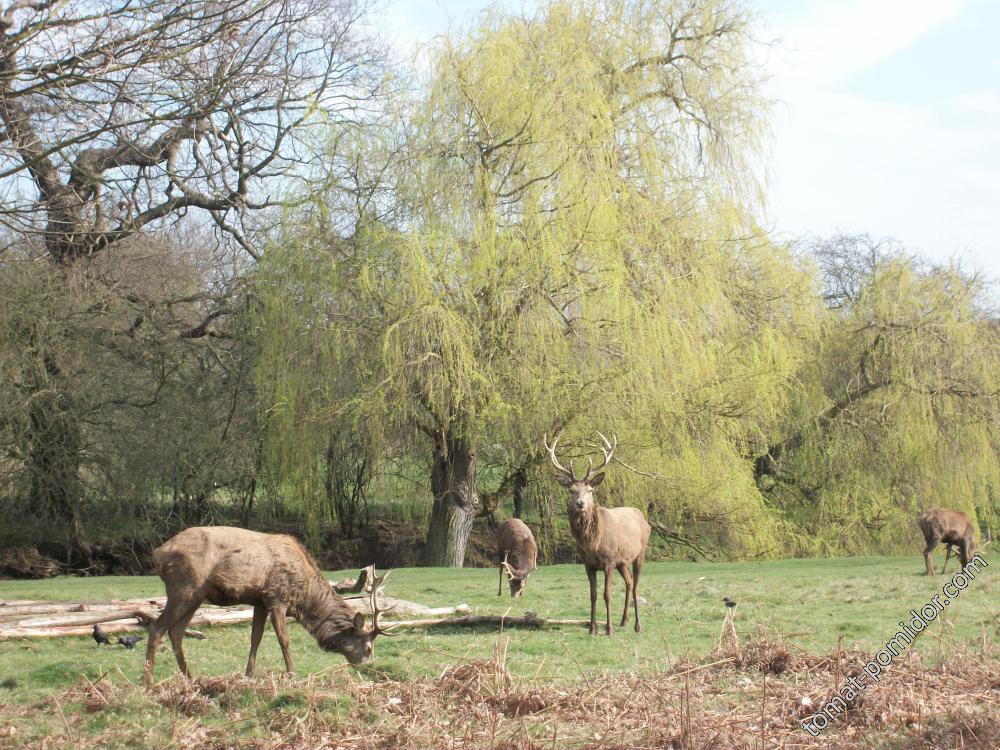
[761,0,1000,279]
[768,0,967,86]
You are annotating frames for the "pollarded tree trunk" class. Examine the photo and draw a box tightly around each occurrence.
[424,430,480,567]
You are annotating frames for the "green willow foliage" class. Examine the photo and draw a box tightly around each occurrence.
[254,0,820,559]
[762,253,1000,555]
[253,0,998,560]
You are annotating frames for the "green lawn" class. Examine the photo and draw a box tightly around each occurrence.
[0,554,996,748]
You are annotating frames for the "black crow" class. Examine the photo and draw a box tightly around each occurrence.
[722,597,737,609]
[117,635,144,650]
[92,623,111,646]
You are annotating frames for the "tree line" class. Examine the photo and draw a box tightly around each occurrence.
[1,0,996,570]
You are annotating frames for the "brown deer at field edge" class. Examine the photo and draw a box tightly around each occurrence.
[918,509,983,576]
[495,518,537,597]
[544,432,650,636]
[144,526,394,686]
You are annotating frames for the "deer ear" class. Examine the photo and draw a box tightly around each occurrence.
[589,472,605,487]
[352,612,366,633]
[556,474,574,487]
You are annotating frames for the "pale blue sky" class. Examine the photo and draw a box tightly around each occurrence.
[380,0,1000,281]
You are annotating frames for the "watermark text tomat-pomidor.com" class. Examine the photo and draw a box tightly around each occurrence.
[801,553,989,737]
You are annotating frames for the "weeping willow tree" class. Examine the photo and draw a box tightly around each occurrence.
[757,236,1000,554]
[255,0,819,564]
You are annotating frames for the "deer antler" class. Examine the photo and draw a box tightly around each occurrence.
[500,552,519,580]
[543,432,576,482]
[581,432,617,482]
[369,568,398,636]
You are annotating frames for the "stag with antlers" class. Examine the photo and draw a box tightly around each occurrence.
[144,527,395,685]
[544,433,651,635]
[495,519,538,597]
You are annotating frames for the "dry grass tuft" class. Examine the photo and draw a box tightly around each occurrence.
[65,675,122,714]
[438,658,512,700]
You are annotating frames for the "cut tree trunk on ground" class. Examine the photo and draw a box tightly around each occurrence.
[6,609,141,628]
[0,598,167,619]
[0,620,204,639]
[386,613,592,630]
[0,592,473,638]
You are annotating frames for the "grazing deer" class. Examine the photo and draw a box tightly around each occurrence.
[495,518,537,597]
[144,527,394,685]
[918,509,980,576]
[544,432,650,635]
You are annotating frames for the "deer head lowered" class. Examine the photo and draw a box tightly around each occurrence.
[544,432,651,636]
[918,509,988,576]
[495,518,537,597]
[144,526,396,686]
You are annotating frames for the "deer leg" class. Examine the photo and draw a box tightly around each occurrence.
[957,539,971,570]
[941,544,953,575]
[245,605,268,677]
[617,562,632,628]
[270,606,295,674]
[167,601,203,679]
[603,567,614,636]
[498,565,504,597]
[586,566,598,636]
[923,537,939,576]
[145,597,195,687]
[632,559,642,633]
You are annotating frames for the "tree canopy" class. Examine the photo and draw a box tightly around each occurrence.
[254,0,822,563]
[1,0,997,570]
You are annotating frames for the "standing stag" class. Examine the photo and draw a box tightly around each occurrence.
[918,509,985,576]
[144,527,394,685]
[495,519,537,597]
[544,433,650,635]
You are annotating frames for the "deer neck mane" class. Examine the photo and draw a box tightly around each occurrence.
[290,572,357,649]
[569,503,602,547]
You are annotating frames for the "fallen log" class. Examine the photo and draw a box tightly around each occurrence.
[0,607,204,640]
[6,608,144,629]
[332,567,370,594]
[0,598,167,620]
[131,599,473,629]
[361,597,471,617]
[0,584,476,638]
[385,613,592,630]
[0,621,205,639]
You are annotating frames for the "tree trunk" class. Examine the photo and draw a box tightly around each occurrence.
[27,384,92,568]
[424,430,480,567]
[512,468,526,519]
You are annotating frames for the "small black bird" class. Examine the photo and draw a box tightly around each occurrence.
[722,597,737,609]
[117,635,144,650]
[92,623,111,647]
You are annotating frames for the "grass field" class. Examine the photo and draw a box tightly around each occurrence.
[0,554,997,748]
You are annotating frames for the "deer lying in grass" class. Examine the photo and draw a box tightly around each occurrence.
[144,527,393,686]
[918,509,986,576]
[495,519,537,597]
[544,432,650,635]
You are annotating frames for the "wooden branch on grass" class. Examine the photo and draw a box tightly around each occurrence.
[0,593,475,639]
[6,608,147,629]
[0,598,167,620]
[385,613,592,630]
[0,621,205,639]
